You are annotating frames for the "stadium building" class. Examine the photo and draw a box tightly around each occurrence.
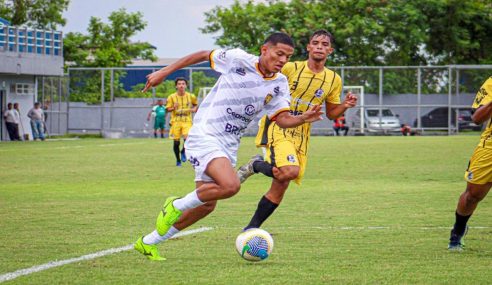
[0,17,63,141]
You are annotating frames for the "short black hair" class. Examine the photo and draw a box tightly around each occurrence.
[263,32,295,48]
[310,29,334,46]
[175,77,188,86]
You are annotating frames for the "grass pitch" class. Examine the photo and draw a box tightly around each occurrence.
[0,136,491,284]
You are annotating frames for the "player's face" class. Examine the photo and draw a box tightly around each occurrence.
[176,81,187,93]
[157,100,163,105]
[306,35,333,62]
[260,43,294,74]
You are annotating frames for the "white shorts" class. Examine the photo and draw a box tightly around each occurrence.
[186,144,236,182]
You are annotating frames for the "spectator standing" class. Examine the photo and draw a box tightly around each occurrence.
[3,102,21,141]
[27,102,45,141]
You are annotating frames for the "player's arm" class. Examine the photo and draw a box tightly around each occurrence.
[142,50,211,92]
[472,102,492,124]
[274,105,324,128]
[325,92,358,119]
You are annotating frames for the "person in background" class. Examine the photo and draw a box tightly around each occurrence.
[27,102,45,141]
[3,102,21,141]
[147,99,167,138]
[333,113,349,136]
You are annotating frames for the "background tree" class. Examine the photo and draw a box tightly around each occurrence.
[0,0,69,30]
[202,0,491,94]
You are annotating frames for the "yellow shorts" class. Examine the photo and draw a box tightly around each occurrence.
[169,121,192,140]
[464,146,492,185]
[256,117,308,185]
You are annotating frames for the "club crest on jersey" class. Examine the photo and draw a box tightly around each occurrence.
[287,154,296,163]
[235,67,246,76]
[314,88,324,98]
[218,51,226,60]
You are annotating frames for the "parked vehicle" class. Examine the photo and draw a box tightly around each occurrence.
[352,108,401,133]
[413,107,481,131]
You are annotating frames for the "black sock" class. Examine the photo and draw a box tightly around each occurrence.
[154,132,157,138]
[244,196,279,230]
[181,140,186,155]
[173,141,180,162]
[253,161,274,177]
[453,211,471,235]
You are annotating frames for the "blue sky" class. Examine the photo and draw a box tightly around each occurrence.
[61,0,243,58]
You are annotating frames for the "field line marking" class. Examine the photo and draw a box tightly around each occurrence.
[0,227,213,283]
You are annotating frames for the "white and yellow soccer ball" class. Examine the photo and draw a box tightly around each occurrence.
[235,228,274,262]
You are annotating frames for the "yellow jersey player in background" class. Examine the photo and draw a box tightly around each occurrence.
[448,76,492,251]
[166,77,198,166]
[237,29,357,230]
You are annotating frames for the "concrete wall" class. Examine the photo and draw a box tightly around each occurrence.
[0,74,36,140]
[0,52,63,76]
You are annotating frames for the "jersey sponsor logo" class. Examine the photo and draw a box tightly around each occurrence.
[225,123,246,136]
[287,154,296,163]
[218,51,226,60]
[315,88,324,98]
[289,110,304,116]
[226,108,252,123]
[244,105,255,116]
[294,97,315,107]
[291,80,299,91]
[274,86,280,95]
[475,88,487,105]
[264,94,273,105]
[235,67,246,76]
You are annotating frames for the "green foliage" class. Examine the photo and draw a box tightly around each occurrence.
[63,8,156,67]
[0,0,69,30]
[202,0,491,65]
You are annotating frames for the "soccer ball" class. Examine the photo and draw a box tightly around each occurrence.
[235,228,274,262]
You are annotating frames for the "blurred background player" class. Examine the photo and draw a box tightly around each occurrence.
[448,76,492,251]
[333,113,349,136]
[166,78,198,166]
[237,29,357,231]
[147,99,167,138]
[134,32,324,261]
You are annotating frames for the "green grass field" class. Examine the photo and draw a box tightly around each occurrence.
[1,136,491,284]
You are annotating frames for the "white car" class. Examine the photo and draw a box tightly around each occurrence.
[352,108,401,133]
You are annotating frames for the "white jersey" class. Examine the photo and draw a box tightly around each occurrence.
[185,48,291,165]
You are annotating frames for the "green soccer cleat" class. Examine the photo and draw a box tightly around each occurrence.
[134,236,166,261]
[156,196,183,236]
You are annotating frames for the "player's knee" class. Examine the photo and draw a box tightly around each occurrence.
[221,180,241,198]
[465,191,485,205]
[277,167,299,182]
[201,201,217,213]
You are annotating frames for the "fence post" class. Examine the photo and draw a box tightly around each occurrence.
[189,69,194,92]
[110,68,114,130]
[378,68,383,126]
[448,66,452,135]
[417,67,421,129]
[101,69,105,134]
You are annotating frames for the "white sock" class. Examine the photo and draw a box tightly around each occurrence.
[173,190,205,211]
[143,226,180,245]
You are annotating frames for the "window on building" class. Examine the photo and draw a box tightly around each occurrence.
[14,83,34,95]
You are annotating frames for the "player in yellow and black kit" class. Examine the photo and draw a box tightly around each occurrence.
[448,76,492,251]
[237,30,358,230]
[166,77,198,166]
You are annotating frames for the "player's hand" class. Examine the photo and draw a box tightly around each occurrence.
[142,70,167,92]
[343,92,358,108]
[174,103,179,109]
[300,105,324,123]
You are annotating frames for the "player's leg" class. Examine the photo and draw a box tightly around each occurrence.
[156,157,240,235]
[334,126,340,136]
[140,181,217,246]
[449,182,491,250]
[343,126,349,136]
[180,123,191,162]
[244,178,290,230]
[449,146,492,250]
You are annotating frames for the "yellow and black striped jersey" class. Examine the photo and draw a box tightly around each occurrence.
[166,92,198,123]
[472,76,492,148]
[281,60,341,115]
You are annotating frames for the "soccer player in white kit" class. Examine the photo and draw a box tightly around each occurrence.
[135,33,324,261]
